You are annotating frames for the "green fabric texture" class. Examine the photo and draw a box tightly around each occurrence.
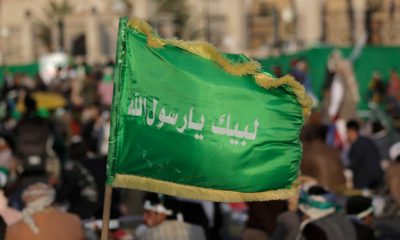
[0,63,39,86]
[259,47,400,110]
[107,17,305,200]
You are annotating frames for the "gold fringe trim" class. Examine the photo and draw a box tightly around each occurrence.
[112,174,299,202]
[127,18,260,76]
[255,74,313,116]
[127,17,312,116]
[128,18,165,48]
[165,39,261,76]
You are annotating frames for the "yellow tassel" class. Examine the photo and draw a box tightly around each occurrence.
[112,174,299,202]
[127,18,165,48]
[127,17,312,116]
[127,18,260,76]
[166,39,260,76]
[254,74,313,116]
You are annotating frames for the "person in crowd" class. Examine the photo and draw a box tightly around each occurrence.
[368,71,386,105]
[167,197,223,240]
[387,142,400,209]
[346,196,377,240]
[346,120,384,189]
[242,200,287,240]
[327,59,359,122]
[81,75,99,107]
[301,124,346,192]
[322,50,342,123]
[8,95,55,210]
[98,63,114,107]
[56,136,98,219]
[271,176,317,240]
[0,138,14,189]
[135,193,206,240]
[98,111,111,156]
[272,66,283,78]
[80,106,101,154]
[371,121,399,162]
[290,59,304,85]
[77,108,122,219]
[298,185,356,240]
[327,60,359,146]
[33,74,48,92]
[0,190,21,240]
[290,59,316,106]
[387,68,400,102]
[14,95,51,176]
[5,183,85,240]
[0,138,21,231]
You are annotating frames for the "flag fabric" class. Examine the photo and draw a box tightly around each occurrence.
[106,17,312,202]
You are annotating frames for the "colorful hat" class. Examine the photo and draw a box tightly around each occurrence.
[143,193,173,216]
[299,185,336,220]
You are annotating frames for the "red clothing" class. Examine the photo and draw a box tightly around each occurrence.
[388,73,400,100]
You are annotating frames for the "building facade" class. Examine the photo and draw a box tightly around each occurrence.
[0,0,399,65]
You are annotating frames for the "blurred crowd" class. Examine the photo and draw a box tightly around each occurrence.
[0,61,121,239]
[0,49,399,240]
[237,51,400,240]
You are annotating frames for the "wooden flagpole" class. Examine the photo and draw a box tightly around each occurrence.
[101,185,113,240]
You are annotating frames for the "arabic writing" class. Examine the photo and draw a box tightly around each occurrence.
[128,93,260,146]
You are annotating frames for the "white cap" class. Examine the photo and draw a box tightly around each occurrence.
[143,200,173,216]
[389,142,400,161]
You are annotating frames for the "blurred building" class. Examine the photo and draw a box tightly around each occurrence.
[0,0,399,65]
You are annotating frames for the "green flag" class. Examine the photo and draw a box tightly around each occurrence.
[107,17,312,202]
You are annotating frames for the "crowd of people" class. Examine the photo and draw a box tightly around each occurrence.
[260,50,400,240]
[0,61,122,239]
[0,49,399,240]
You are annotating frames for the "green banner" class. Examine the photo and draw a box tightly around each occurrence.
[107,17,311,202]
[0,63,39,86]
[259,46,400,110]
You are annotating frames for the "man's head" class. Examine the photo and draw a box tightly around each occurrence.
[346,120,360,143]
[296,59,307,72]
[299,185,336,220]
[142,193,173,227]
[346,196,374,226]
[21,183,55,234]
[372,71,382,81]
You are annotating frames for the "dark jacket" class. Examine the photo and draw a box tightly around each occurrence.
[0,217,5,240]
[348,136,384,189]
[57,160,98,219]
[168,199,223,240]
[302,213,356,240]
[246,200,288,236]
[351,221,376,240]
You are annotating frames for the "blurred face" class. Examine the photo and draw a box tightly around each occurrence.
[297,61,307,71]
[143,210,167,227]
[0,141,12,173]
[347,129,358,143]
[363,214,373,226]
